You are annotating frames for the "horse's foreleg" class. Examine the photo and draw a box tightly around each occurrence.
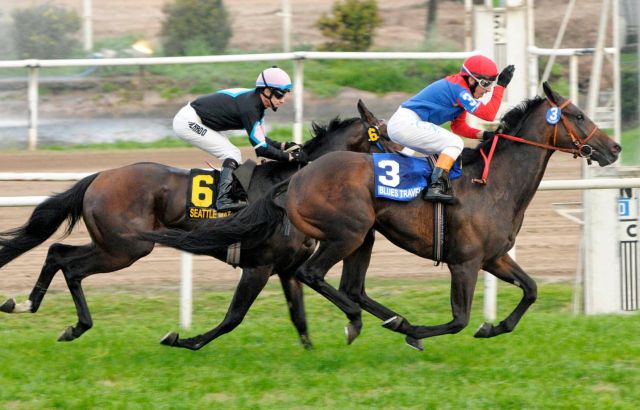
[474,253,537,338]
[278,271,312,350]
[408,259,481,342]
[162,266,272,351]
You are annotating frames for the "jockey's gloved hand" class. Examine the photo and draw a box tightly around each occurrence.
[282,141,302,152]
[497,65,515,88]
[289,150,309,164]
[482,131,496,141]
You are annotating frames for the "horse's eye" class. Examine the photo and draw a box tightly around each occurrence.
[577,114,584,121]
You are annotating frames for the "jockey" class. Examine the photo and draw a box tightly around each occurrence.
[387,54,515,204]
[172,66,307,212]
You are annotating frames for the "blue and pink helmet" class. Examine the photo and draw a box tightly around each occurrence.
[256,67,292,93]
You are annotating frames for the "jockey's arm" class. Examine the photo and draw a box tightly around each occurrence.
[450,111,481,139]
[244,119,290,161]
[458,85,505,122]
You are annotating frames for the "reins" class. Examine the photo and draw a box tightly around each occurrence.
[472,98,598,184]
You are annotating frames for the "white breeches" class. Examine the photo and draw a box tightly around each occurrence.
[387,107,464,159]
[172,103,242,162]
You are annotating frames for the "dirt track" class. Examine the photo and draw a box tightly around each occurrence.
[0,147,582,295]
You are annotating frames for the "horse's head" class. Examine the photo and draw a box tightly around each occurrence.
[355,99,404,154]
[301,100,403,159]
[541,82,621,166]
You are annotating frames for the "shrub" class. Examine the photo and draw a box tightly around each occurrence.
[160,0,231,56]
[11,5,80,59]
[316,0,382,51]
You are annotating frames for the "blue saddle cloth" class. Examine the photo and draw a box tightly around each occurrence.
[373,153,462,202]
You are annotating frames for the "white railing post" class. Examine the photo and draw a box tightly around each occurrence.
[293,57,304,144]
[180,251,193,330]
[27,65,39,151]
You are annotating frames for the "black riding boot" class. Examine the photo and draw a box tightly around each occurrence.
[423,167,455,204]
[216,159,247,212]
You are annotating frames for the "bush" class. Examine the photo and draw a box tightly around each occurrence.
[11,5,80,59]
[316,0,382,51]
[160,0,232,56]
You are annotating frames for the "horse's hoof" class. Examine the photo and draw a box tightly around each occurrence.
[474,322,493,338]
[57,326,76,342]
[345,323,360,345]
[300,335,313,351]
[381,315,404,331]
[160,331,179,346]
[405,336,424,352]
[0,298,16,313]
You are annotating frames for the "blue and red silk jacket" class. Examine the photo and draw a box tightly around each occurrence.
[401,73,505,139]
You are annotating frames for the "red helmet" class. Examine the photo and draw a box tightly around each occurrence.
[461,55,498,80]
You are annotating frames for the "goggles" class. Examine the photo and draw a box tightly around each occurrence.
[270,88,288,99]
[467,71,495,89]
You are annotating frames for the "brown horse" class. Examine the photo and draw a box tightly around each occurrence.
[148,83,621,350]
[0,100,402,349]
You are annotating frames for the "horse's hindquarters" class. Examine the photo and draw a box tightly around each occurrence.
[286,152,375,242]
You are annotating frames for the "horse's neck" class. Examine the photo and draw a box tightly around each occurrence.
[489,127,555,209]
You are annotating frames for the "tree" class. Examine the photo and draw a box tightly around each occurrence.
[161,0,231,56]
[11,5,80,59]
[316,0,382,51]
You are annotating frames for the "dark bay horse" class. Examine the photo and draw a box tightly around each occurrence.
[0,100,401,349]
[148,83,621,350]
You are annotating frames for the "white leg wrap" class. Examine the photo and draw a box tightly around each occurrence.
[14,299,32,313]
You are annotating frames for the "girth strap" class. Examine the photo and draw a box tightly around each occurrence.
[426,155,445,265]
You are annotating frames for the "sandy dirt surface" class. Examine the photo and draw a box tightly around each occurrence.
[0,147,582,296]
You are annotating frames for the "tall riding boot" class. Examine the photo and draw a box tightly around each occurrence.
[424,153,456,204]
[423,167,455,204]
[216,159,247,212]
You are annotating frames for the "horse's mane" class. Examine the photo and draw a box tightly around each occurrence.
[250,116,360,177]
[460,96,545,165]
[303,117,360,152]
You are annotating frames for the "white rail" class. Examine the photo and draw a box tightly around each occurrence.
[0,51,479,150]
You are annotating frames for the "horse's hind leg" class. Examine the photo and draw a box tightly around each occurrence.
[278,271,312,350]
[339,230,415,344]
[294,241,363,343]
[161,266,272,351]
[1,243,74,315]
[51,242,151,342]
[474,253,537,338]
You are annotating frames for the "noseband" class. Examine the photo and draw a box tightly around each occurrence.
[473,98,600,184]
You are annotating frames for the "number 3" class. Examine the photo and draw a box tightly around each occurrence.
[377,160,400,187]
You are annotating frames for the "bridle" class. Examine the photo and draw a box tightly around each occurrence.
[364,120,393,153]
[473,98,599,184]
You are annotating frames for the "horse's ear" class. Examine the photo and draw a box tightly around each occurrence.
[357,99,378,125]
[542,81,559,104]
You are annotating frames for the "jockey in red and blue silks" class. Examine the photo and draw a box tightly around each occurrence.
[388,54,515,204]
[172,66,307,212]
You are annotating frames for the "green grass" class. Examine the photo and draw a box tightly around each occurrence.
[38,126,315,151]
[1,278,638,409]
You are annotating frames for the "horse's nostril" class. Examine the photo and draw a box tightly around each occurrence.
[612,144,622,154]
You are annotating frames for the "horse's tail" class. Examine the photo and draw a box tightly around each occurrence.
[143,180,290,255]
[0,173,100,268]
